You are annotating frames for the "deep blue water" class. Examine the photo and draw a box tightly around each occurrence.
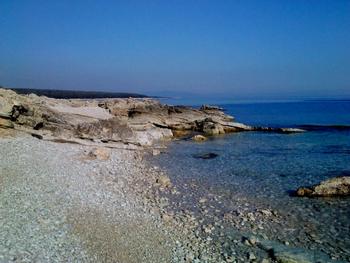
[152,100,350,258]
[223,100,350,127]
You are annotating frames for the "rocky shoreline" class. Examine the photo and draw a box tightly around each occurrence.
[1,88,348,262]
[0,88,304,148]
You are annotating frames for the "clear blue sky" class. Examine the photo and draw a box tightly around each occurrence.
[1,0,349,99]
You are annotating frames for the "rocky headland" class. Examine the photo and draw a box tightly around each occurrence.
[0,88,305,148]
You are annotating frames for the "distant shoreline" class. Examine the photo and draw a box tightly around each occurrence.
[3,87,151,99]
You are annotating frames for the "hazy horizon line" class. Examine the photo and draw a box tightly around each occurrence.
[2,85,349,102]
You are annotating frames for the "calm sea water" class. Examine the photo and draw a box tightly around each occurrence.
[152,100,350,259]
[156,100,350,196]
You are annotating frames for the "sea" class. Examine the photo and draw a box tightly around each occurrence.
[151,99,350,260]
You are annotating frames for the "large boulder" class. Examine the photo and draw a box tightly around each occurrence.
[296,176,350,197]
[75,118,134,142]
[202,121,225,136]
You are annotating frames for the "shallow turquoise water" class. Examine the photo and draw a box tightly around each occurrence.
[152,100,350,260]
[159,131,350,199]
[156,100,350,198]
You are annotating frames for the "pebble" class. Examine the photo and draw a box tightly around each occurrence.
[248,252,256,260]
[199,197,207,203]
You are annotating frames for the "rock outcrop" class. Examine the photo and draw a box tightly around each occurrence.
[0,88,305,145]
[202,121,225,136]
[0,88,253,145]
[296,176,350,197]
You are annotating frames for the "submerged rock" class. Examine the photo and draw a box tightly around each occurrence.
[257,239,345,263]
[156,174,172,188]
[191,135,208,142]
[296,176,350,197]
[192,152,219,160]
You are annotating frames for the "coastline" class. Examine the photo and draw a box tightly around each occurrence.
[1,89,349,262]
[0,132,238,262]
[1,133,349,262]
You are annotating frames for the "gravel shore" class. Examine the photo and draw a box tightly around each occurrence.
[0,135,177,262]
[2,134,347,263]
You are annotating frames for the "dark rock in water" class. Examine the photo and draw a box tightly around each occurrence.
[296,176,350,197]
[200,104,224,111]
[192,152,219,159]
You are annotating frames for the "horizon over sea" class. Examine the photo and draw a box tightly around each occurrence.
[151,98,350,261]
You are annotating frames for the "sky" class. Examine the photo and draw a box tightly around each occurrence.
[1,0,349,100]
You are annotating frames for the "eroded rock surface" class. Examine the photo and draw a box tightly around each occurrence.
[0,88,253,145]
[0,88,305,145]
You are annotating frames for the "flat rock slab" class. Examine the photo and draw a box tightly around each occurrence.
[50,104,113,120]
